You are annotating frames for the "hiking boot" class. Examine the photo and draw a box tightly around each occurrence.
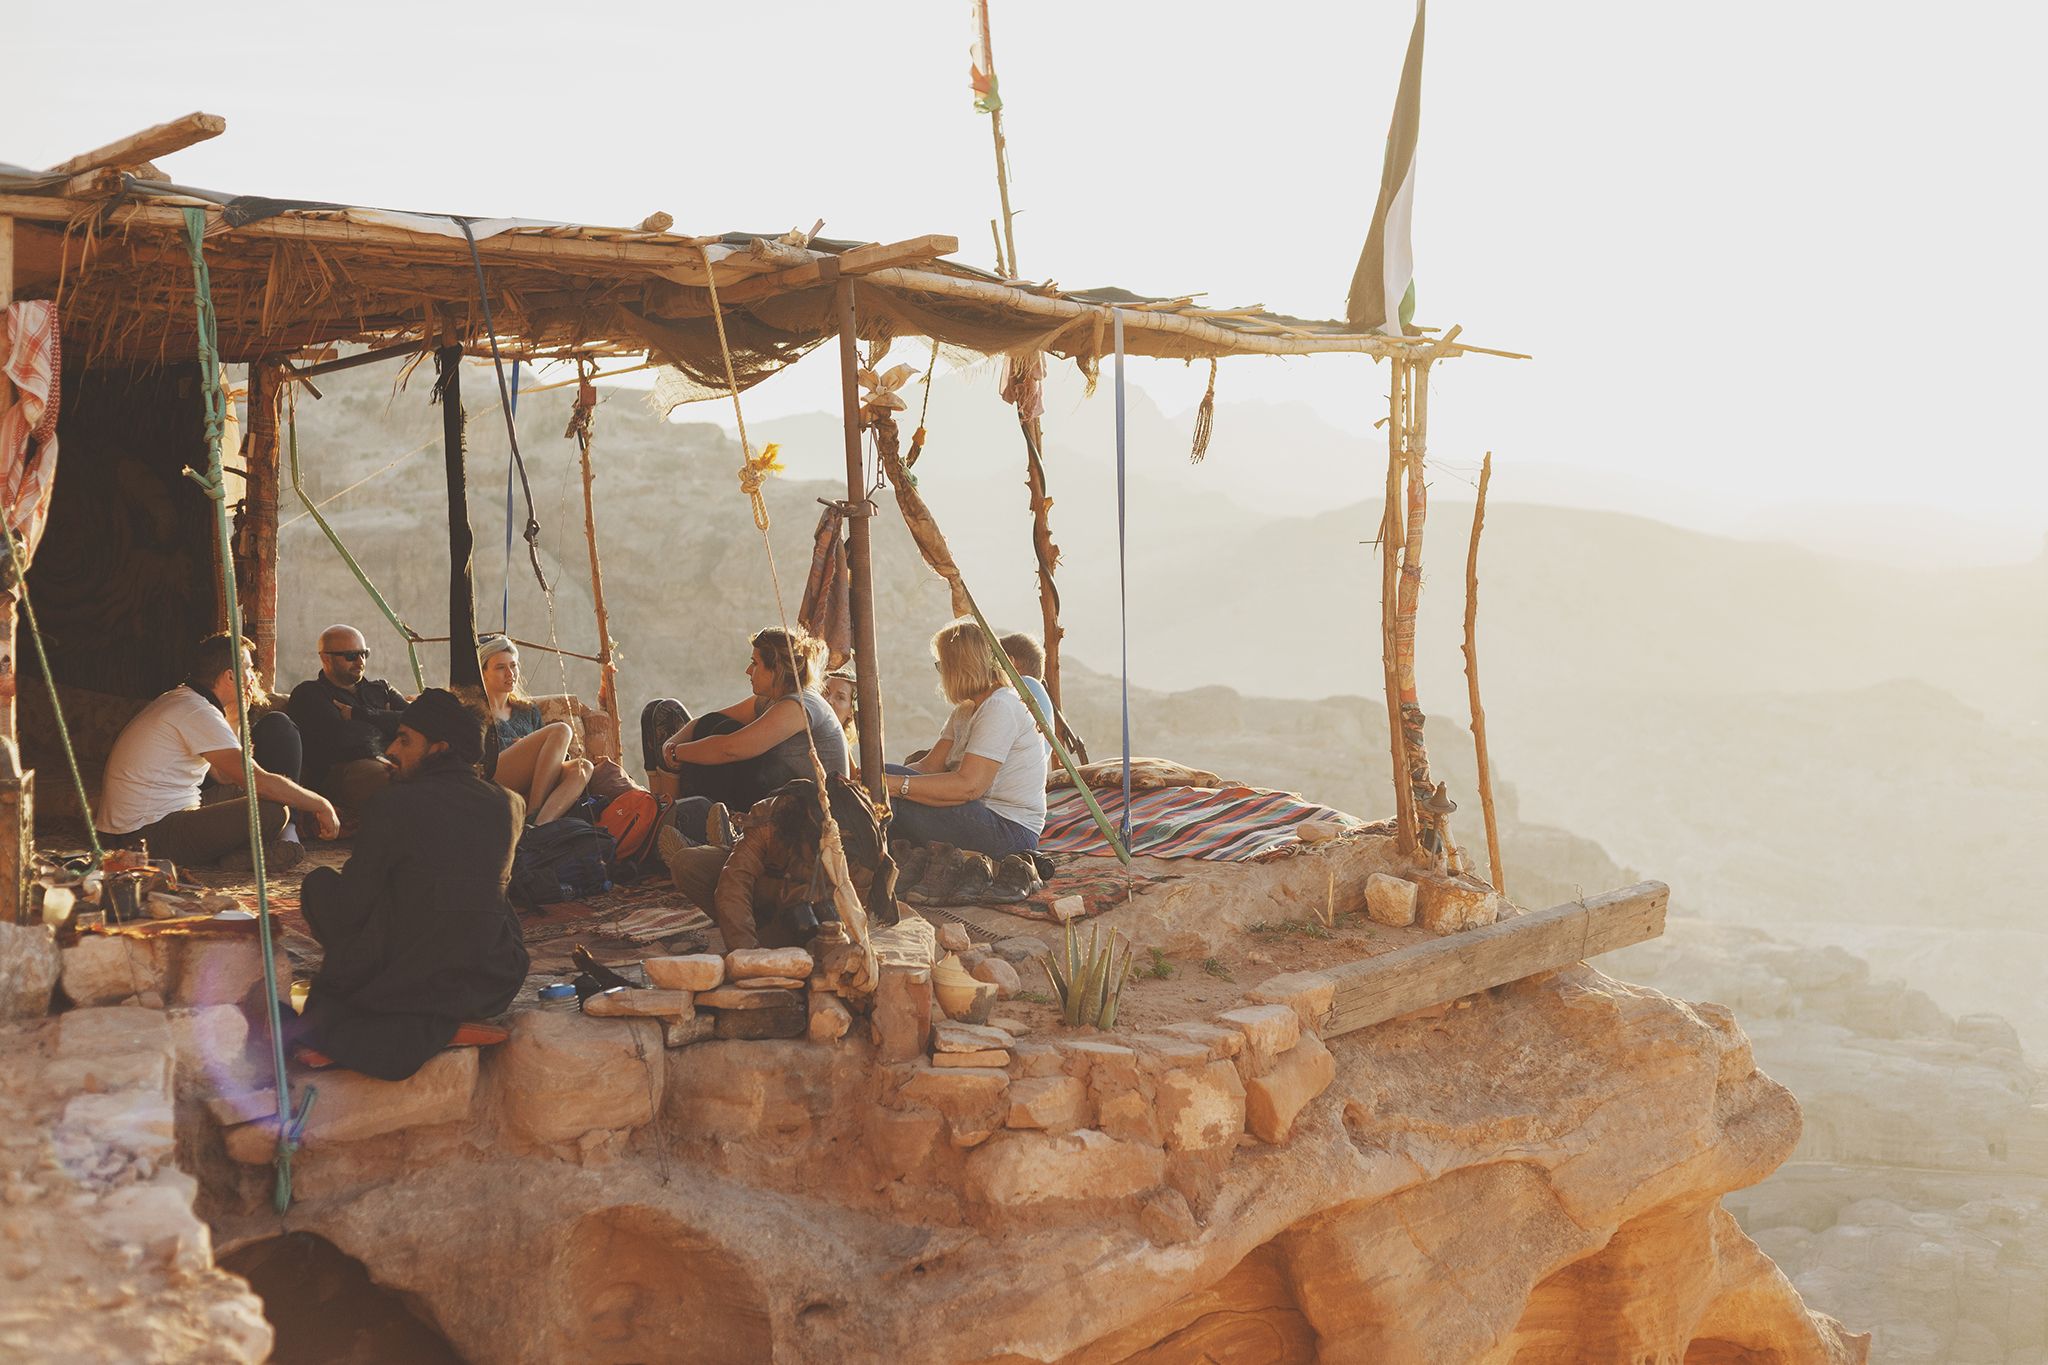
[706,802,735,850]
[947,852,997,905]
[892,840,930,890]
[642,698,689,771]
[1030,852,1056,882]
[986,853,1039,904]
[907,843,966,904]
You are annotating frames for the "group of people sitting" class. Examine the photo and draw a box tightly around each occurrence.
[85,615,1068,1080]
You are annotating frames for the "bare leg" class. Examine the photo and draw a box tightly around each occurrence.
[492,722,574,821]
[533,757,593,824]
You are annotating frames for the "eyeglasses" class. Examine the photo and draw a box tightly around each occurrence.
[323,650,370,662]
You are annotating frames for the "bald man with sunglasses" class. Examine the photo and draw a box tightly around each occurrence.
[287,625,413,818]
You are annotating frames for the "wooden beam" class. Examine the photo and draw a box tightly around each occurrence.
[46,112,226,177]
[1320,881,1670,1039]
[58,168,125,200]
[835,282,888,806]
[719,234,961,303]
[240,364,283,685]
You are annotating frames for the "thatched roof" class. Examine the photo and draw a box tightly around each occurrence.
[2,115,1509,391]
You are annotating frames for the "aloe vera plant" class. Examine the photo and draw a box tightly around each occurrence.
[1040,920,1133,1029]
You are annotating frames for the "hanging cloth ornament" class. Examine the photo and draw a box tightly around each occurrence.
[1190,357,1218,464]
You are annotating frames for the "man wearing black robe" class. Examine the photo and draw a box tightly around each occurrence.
[297,689,528,1081]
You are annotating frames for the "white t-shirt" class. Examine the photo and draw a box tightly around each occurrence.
[1016,676,1055,762]
[98,687,242,835]
[938,688,1048,834]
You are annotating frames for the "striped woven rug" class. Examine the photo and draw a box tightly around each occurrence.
[1037,785,1367,862]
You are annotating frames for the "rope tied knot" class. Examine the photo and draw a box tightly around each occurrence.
[738,442,784,530]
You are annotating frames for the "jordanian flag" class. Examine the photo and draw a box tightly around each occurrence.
[1347,1,1426,335]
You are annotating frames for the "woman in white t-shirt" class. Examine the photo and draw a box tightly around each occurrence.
[884,620,1046,857]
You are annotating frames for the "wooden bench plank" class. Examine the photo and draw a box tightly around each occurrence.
[1321,881,1669,1038]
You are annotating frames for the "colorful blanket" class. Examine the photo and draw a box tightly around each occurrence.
[1039,785,1368,862]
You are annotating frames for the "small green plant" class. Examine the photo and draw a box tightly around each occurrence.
[1014,990,1054,1006]
[1039,920,1133,1028]
[1200,957,1233,981]
[1140,947,1176,980]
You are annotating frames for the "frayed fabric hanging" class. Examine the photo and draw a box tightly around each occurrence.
[1189,357,1217,463]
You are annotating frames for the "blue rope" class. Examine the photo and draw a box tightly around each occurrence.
[1112,312,1132,841]
[501,359,519,633]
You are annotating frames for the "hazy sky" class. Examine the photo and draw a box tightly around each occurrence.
[16,2,2046,554]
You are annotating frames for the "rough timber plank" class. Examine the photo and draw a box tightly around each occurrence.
[1322,881,1668,1038]
[46,112,226,177]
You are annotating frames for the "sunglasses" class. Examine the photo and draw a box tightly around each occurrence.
[323,650,371,662]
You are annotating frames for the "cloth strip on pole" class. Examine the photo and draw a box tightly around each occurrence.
[1113,311,1132,840]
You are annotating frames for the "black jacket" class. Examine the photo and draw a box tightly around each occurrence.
[299,753,528,1079]
[287,674,408,785]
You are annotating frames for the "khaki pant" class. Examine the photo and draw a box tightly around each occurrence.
[663,842,744,947]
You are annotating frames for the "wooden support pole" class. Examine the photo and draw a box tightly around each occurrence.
[572,374,621,740]
[46,112,226,177]
[1463,451,1505,896]
[1396,359,1437,852]
[1380,359,1417,855]
[834,282,888,806]
[436,346,481,690]
[1018,413,1065,709]
[239,363,282,687]
[0,214,15,745]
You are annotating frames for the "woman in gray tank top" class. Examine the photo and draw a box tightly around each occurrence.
[643,626,847,812]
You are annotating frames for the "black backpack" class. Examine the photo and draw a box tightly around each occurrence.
[508,817,617,909]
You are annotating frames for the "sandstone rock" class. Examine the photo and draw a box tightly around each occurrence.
[1096,1090,1160,1145]
[61,1092,176,1164]
[1129,1034,1210,1073]
[988,1016,1032,1037]
[871,964,932,1063]
[936,922,972,953]
[1005,1075,1088,1132]
[1415,872,1500,934]
[966,1129,1167,1207]
[806,994,852,1043]
[713,1000,807,1040]
[644,954,724,991]
[1049,895,1085,923]
[663,1014,715,1048]
[96,1179,209,1273]
[934,1049,1010,1068]
[225,1049,478,1160]
[872,915,938,968]
[1244,1032,1334,1143]
[932,1020,1010,1054]
[697,985,800,1011]
[1158,1059,1248,1152]
[736,975,808,990]
[724,947,813,980]
[1295,819,1342,844]
[1009,1039,1065,1078]
[1215,1003,1300,1078]
[583,987,693,1018]
[60,935,160,1007]
[0,921,59,1019]
[166,1005,250,1089]
[168,936,269,1008]
[1061,1038,1141,1083]
[1138,1187,1202,1244]
[1244,971,1337,1033]
[665,1039,841,1142]
[897,1064,1008,1119]
[1365,872,1419,927]
[59,1005,173,1057]
[968,956,1022,999]
[44,1049,171,1099]
[494,1010,662,1145]
[990,937,1044,965]
[1158,1020,1245,1060]
[865,1106,942,1181]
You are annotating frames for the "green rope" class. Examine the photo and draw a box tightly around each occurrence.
[0,519,104,866]
[284,390,426,692]
[180,207,309,1214]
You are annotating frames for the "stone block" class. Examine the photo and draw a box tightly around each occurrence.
[1005,1075,1088,1132]
[934,1049,1009,1068]
[43,1049,172,1100]
[1096,1090,1160,1145]
[969,956,1022,999]
[0,920,59,1020]
[58,1005,173,1057]
[988,1016,1032,1038]
[295,1049,479,1151]
[936,922,972,953]
[872,915,937,968]
[1129,1034,1211,1073]
[807,993,852,1043]
[60,935,161,1007]
[1244,1033,1335,1144]
[990,937,1044,966]
[735,976,807,990]
[583,987,693,1018]
[664,1014,716,1048]
[897,1064,1008,1120]
[666,1039,841,1142]
[1158,1059,1247,1152]
[1215,1004,1300,1078]
[933,1020,1010,1054]
[1415,872,1500,934]
[1244,971,1337,1034]
[713,1000,807,1040]
[1157,1021,1244,1060]
[494,1010,662,1145]
[97,1178,212,1273]
[645,954,724,992]
[1365,873,1419,927]
[167,1005,251,1089]
[1049,895,1085,922]
[866,1105,943,1181]
[725,946,814,980]
[1009,1039,1065,1078]
[1138,1187,1201,1245]
[1060,1039,1141,1086]
[966,1129,1167,1207]
[698,985,801,1011]
[872,964,932,1063]
[60,1091,175,1165]
[168,935,270,1008]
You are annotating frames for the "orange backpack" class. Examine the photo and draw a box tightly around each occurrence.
[597,788,667,864]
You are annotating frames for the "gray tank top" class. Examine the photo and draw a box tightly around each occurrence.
[758,690,848,787]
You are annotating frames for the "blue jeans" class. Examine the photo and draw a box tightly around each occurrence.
[884,764,1039,857]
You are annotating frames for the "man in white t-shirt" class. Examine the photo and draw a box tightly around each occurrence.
[998,631,1087,768]
[98,633,339,868]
